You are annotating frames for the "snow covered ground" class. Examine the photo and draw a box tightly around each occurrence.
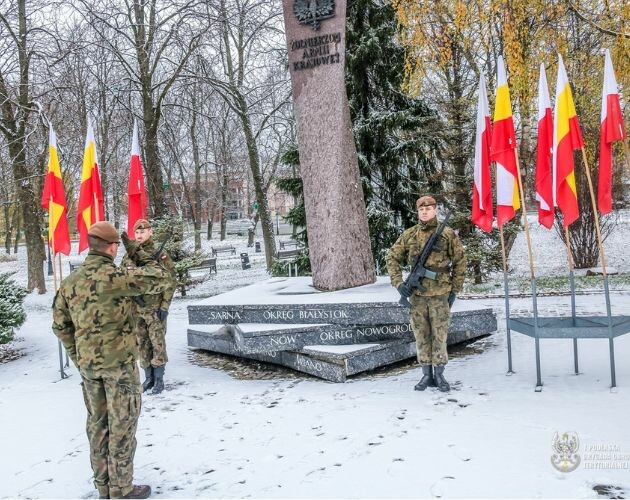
[1,227,630,499]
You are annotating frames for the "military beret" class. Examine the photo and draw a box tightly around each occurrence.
[416,195,437,208]
[88,221,120,243]
[133,219,151,231]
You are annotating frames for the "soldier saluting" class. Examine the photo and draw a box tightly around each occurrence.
[52,221,172,499]
[121,219,176,395]
[386,196,466,392]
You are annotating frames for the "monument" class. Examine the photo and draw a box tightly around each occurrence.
[187,278,497,382]
[282,0,375,291]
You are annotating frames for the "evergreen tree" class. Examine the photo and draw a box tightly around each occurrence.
[345,0,443,271]
[271,147,311,277]
[0,273,27,344]
[150,216,207,296]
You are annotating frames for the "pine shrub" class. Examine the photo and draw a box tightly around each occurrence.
[0,272,27,344]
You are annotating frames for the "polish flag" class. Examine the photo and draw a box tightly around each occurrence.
[535,64,554,229]
[472,73,493,232]
[597,49,626,215]
[127,119,148,236]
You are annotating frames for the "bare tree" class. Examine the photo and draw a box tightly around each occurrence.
[199,0,291,269]
[75,0,209,217]
[0,0,47,292]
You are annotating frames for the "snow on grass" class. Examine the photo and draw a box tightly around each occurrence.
[1,223,629,498]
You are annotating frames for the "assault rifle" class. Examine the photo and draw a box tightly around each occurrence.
[398,211,452,308]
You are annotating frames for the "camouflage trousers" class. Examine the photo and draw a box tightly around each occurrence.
[409,294,450,366]
[136,309,168,369]
[80,363,141,498]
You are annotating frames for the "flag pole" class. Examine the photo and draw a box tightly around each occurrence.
[94,193,100,222]
[563,226,579,374]
[579,147,616,388]
[50,200,68,380]
[513,149,542,390]
[623,139,630,177]
[56,252,69,370]
[498,226,514,374]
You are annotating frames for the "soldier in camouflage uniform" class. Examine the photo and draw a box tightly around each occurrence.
[53,221,172,499]
[386,196,466,392]
[121,219,176,395]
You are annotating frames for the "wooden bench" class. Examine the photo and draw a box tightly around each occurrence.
[211,245,236,257]
[189,257,217,274]
[275,248,302,260]
[279,240,300,250]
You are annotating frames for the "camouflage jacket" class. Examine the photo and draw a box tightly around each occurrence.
[52,250,172,372]
[121,237,176,311]
[386,217,467,296]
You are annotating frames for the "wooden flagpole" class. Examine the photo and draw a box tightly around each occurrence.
[579,147,616,388]
[623,139,630,177]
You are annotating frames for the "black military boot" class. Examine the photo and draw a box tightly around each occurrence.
[414,365,434,391]
[433,365,451,392]
[151,366,165,394]
[120,484,151,499]
[142,367,154,393]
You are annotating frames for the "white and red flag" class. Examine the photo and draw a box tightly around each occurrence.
[597,49,626,215]
[535,64,554,229]
[472,73,493,232]
[127,119,148,236]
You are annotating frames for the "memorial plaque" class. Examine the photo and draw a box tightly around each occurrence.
[187,308,497,353]
[188,302,410,325]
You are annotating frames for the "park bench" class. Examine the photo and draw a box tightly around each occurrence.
[279,240,299,250]
[275,248,302,260]
[275,248,302,277]
[211,245,236,257]
[189,257,217,274]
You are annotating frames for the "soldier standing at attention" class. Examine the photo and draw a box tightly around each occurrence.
[52,221,173,499]
[386,196,466,392]
[121,219,176,395]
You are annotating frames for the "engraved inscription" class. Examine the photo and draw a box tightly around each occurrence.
[208,311,242,322]
[289,32,342,71]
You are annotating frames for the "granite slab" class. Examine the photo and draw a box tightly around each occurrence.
[188,328,345,382]
[188,308,496,353]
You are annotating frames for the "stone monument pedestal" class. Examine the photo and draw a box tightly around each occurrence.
[187,277,497,382]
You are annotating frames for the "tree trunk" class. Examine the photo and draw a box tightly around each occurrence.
[4,203,12,254]
[190,101,202,251]
[10,143,45,292]
[236,95,276,268]
[220,172,228,241]
[12,206,20,255]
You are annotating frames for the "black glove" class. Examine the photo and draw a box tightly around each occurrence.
[448,291,456,308]
[157,309,169,322]
[398,282,413,298]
